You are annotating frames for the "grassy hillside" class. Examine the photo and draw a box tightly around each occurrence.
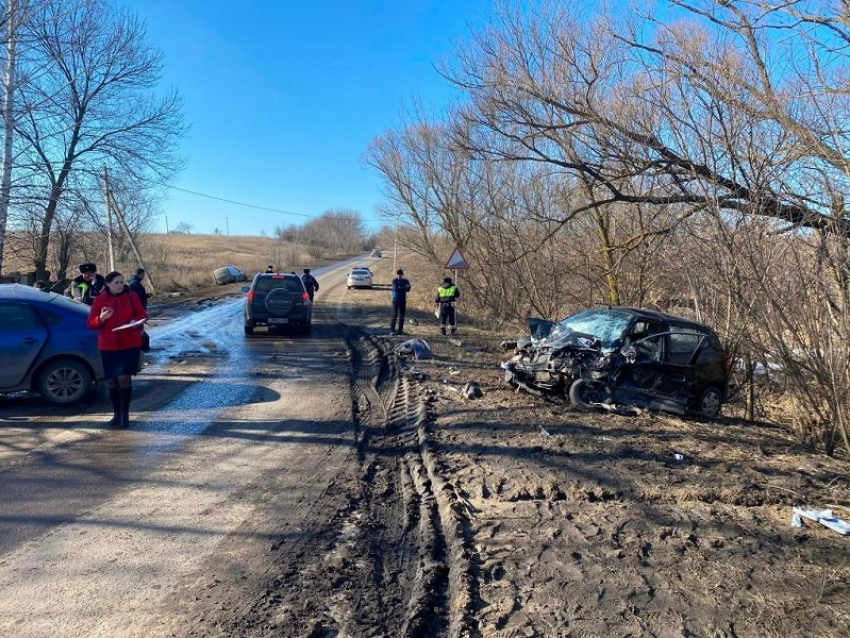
[3,232,336,293]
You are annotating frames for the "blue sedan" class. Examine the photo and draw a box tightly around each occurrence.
[0,284,104,404]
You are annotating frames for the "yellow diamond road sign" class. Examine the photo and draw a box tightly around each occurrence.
[445,247,470,270]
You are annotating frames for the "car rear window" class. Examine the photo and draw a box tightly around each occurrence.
[253,277,304,293]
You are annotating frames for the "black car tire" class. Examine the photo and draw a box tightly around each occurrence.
[568,379,608,410]
[302,324,312,335]
[697,386,723,418]
[244,325,254,335]
[37,358,92,405]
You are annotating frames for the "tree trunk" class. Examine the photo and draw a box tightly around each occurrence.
[34,180,69,281]
[593,210,620,306]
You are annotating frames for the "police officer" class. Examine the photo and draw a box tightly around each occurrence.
[128,268,151,309]
[302,268,319,302]
[69,262,105,306]
[390,269,411,335]
[434,275,460,335]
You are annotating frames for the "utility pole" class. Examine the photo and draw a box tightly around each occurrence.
[225,217,229,236]
[392,213,399,272]
[108,191,157,294]
[164,215,169,233]
[102,167,115,271]
[0,0,18,277]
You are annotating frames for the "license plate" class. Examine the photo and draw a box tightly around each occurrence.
[268,318,289,324]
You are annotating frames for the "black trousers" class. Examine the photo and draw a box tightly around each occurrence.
[391,300,407,332]
[439,303,456,333]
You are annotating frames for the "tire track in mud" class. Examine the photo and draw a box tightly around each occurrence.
[184,313,480,636]
[345,332,480,638]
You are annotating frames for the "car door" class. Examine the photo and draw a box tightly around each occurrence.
[618,324,708,414]
[0,301,49,389]
[612,321,689,413]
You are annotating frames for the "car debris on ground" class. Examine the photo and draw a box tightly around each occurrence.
[393,338,432,360]
[462,381,484,399]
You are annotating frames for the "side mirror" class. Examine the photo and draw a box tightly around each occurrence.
[241,286,250,293]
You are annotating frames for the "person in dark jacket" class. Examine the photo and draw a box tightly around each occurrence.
[86,271,148,427]
[68,262,105,306]
[265,265,275,273]
[434,276,460,335]
[390,269,411,335]
[301,268,319,302]
[128,268,151,309]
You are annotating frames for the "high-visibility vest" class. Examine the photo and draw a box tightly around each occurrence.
[437,284,458,301]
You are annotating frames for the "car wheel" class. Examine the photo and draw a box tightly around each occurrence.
[37,359,92,405]
[244,325,254,335]
[303,324,312,335]
[568,379,608,410]
[697,386,723,418]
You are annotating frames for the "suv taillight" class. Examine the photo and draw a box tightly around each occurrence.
[247,291,254,302]
[302,292,309,302]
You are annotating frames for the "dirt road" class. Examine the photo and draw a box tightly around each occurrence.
[2,256,849,637]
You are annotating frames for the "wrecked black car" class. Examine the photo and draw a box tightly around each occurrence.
[502,308,731,417]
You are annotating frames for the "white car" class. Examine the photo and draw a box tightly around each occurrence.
[347,267,373,289]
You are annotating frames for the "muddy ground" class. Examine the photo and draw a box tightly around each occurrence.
[165,260,849,637]
[4,262,848,637]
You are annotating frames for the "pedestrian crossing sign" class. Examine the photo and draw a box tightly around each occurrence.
[444,247,470,270]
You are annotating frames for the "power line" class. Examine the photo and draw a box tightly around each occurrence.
[159,182,383,223]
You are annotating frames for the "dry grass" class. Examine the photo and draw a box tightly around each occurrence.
[138,234,311,291]
[2,232,333,293]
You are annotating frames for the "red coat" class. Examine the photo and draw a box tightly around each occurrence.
[86,288,148,351]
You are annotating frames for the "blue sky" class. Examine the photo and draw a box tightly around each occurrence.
[124,0,494,236]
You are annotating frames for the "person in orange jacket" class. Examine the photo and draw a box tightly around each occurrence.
[86,271,148,427]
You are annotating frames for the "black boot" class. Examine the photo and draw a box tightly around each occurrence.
[107,387,121,426]
[119,386,132,428]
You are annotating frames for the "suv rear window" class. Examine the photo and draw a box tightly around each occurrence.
[253,276,304,293]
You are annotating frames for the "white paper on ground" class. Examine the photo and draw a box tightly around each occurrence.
[820,517,850,536]
[792,507,850,536]
[793,507,833,522]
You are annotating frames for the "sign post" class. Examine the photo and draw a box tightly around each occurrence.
[443,247,470,334]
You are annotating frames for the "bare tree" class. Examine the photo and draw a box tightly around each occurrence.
[299,209,367,257]
[13,0,184,280]
[447,1,850,239]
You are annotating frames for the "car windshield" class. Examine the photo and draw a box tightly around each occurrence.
[551,309,632,348]
[351,269,369,275]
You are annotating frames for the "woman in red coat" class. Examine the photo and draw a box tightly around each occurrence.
[86,271,148,427]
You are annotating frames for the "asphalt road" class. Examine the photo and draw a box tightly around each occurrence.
[0,256,378,638]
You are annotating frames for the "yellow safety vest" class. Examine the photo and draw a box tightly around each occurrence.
[437,284,458,300]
